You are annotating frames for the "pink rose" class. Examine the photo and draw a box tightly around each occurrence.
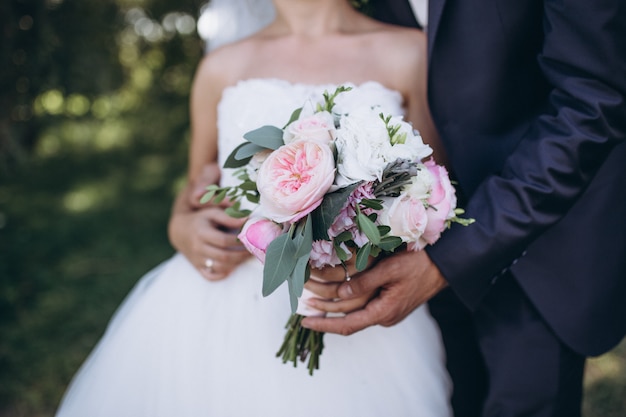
[238,217,283,263]
[419,159,458,246]
[382,195,428,249]
[283,111,336,144]
[256,140,335,223]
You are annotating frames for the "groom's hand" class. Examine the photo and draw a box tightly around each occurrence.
[301,250,448,335]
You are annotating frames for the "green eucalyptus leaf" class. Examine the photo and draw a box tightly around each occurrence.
[234,142,266,161]
[286,278,298,314]
[293,216,313,259]
[292,255,309,296]
[224,143,253,168]
[243,125,285,150]
[262,234,297,296]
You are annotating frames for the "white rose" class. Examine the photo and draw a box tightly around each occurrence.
[333,82,404,117]
[385,116,433,162]
[246,149,272,182]
[403,165,434,200]
[335,107,391,183]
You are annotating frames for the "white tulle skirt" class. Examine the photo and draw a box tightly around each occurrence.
[55,253,452,417]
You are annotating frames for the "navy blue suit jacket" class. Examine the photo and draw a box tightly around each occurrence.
[372,0,626,356]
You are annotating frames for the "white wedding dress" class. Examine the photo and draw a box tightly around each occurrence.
[55,79,453,417]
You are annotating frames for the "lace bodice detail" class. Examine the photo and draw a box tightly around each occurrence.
[217,78,405,187]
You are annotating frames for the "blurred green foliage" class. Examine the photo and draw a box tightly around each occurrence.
[0,0,624,416]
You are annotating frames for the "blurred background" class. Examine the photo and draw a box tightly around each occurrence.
[0,0,624,416]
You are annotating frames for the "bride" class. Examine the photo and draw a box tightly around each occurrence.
[55,0,453,416]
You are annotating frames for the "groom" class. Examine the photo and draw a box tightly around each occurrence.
[303,0,626,416]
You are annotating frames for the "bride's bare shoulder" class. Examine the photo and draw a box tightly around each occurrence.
[194,39,261,91]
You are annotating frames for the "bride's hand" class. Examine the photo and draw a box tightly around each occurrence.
[168,165,251,281]
[303,255,377,314]
[170,204,250,281]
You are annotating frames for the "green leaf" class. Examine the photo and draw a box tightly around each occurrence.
[239,180,257,191]
[334,242,350,261]
[263,234,298,296]
[293,216,313,259]
[243,125,285,150]
[360,198,384,210]
[224,206,251,218]
[311,182,361,240]
[356,212,380,245]
[283,107,303,128]
[287,279,299,314]
[212,188,228,204]
[286,254,310,313]
[377,225,391,236]
[234,142,266,161]
[334,231,353,243]
[377,236,403,251]
[356,243,372,271]
[245,194,259,204]
[199,186,219,204]
[223,143,253,168]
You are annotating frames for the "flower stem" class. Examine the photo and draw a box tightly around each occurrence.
[276,314,325,376]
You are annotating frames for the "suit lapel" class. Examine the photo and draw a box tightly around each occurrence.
[427,0,446,59]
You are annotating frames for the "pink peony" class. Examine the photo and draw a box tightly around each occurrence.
[419,159,457,247]
[238,217,283,263]
[256,140,335,223]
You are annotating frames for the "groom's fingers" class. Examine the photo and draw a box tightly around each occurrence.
[301,309,376,336]
[301,296,392,335]
[305,292,376,314]
[336,259,393,300]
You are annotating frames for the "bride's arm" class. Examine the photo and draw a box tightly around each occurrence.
[168,55,250,280]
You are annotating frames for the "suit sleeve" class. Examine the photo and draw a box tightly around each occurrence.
[425,0,626,309]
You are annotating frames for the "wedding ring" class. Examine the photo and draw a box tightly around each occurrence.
[204,258,215,273]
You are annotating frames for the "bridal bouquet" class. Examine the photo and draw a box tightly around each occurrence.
[202,86,472,375]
